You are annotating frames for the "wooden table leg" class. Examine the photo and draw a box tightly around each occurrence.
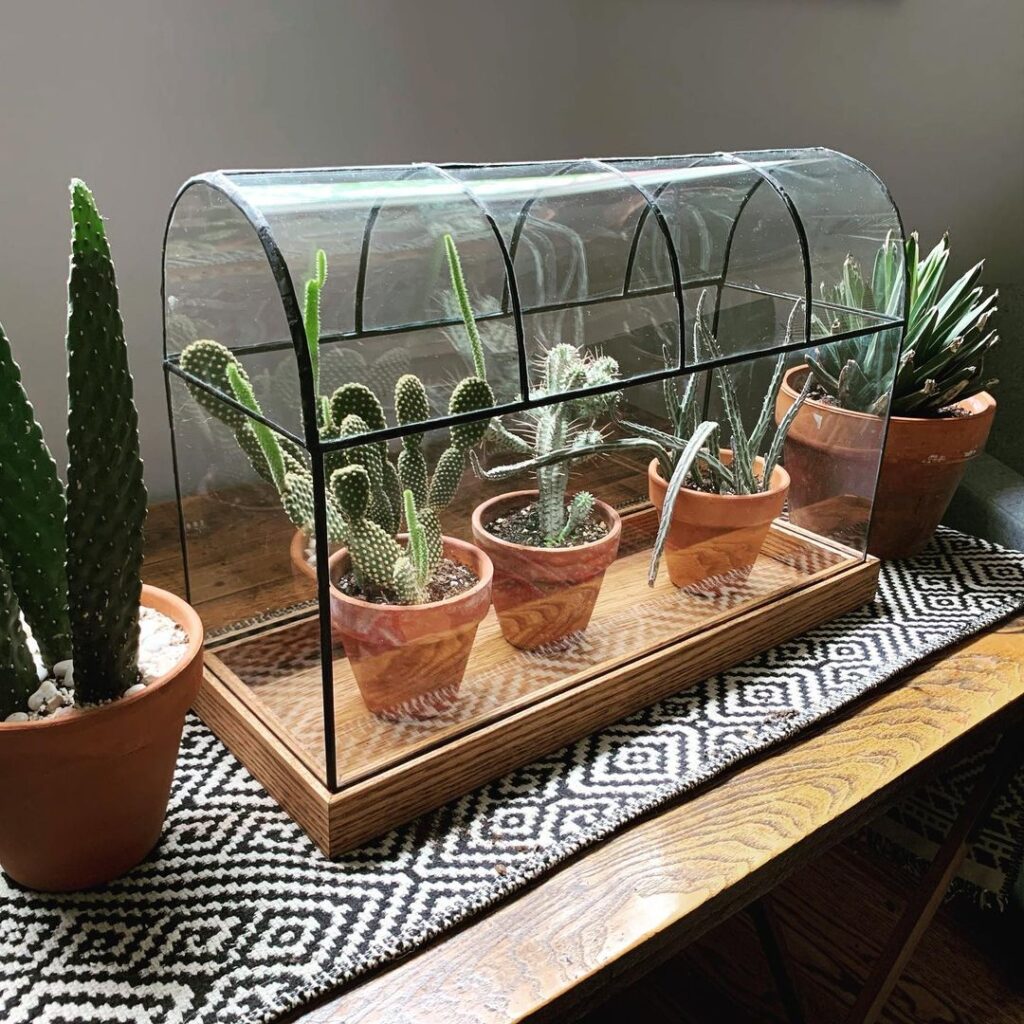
[845,723,1024,1024]
[749,897,808,1024]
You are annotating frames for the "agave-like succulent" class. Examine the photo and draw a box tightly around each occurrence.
[809,233,998,416]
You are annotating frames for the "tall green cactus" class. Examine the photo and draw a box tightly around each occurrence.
[65,179,147,702]
[0,179,149,715]
[0,321,71,668]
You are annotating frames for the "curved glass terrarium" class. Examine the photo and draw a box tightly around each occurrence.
[163,149,905,843]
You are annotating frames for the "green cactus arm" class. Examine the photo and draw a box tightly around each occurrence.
[0,321,71,666]
[282,471,347,545]
[447,376,494,449]
[390,555,425,605]
[476,436,667,481]
[647,421,719,587]
[444,234,487,380]
[418,507,444,572]
[403,489,430,588]
[381,458,403,529]
[428,446,468,511]
[0,551,40,719]
[487,419,533,455]
[553,491,595,546]
[65,179,146,701]
[303,247,327,397]
[179,338,252,430]
[227,363,287,494]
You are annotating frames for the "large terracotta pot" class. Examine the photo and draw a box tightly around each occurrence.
[0,586,204,892]
[777,366,996,559]
[328,536,492,720]
[647,454,789,595]
[471,490,622,650]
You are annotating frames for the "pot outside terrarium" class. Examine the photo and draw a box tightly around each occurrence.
[471,490,621,650]
[0,586,203,892]
[778,373,996,560]
[647,454,789,595]
[328,535,492,720]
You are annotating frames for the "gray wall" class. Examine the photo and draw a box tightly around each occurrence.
[1,0,1021,498]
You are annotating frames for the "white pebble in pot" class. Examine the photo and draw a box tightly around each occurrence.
[27,680,59,712]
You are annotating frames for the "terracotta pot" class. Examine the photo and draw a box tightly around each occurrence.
[647,454,789,595]
[470,491,622,650]
[289,529,343,584]
[328,536,492,720]
[0,586,204,892]
[777,366,996,559]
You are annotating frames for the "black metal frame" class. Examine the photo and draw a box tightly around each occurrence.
[161,148,908,792]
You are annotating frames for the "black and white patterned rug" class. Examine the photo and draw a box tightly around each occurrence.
[2,528,1023,1024]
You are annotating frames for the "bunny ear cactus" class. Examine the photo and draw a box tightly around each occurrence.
[65,179,147,702]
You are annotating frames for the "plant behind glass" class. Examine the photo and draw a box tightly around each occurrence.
[479,292,809,582]
[179,235,494,605]
[809,232,998,416]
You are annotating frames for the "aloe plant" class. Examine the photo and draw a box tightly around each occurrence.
[180,235,495,605]
[0,180,147,717]
[809,232,998,416]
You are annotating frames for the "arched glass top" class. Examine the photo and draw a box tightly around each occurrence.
[163,148,905,447]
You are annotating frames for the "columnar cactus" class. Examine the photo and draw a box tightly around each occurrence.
[178,234,495,604]
[65,180,148,701]
[480,343,621,544]
[0,179,148,716]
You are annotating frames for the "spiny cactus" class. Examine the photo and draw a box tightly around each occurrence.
[0,322,71,668]
[65,179,147,702]
[809,232,998,416]
[0,179,148,716]
[478,343,621,544]
[177,235,495,603]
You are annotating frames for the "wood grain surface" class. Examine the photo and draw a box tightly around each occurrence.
[289,612,1024,1024]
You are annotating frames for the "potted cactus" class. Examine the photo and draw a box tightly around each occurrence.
[777,233,998,558]
[471,344,623,649]
[0,181,203,892]
[184,237,496,719]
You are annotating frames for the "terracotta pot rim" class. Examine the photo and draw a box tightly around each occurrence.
[471,490,623,555]
[327,534,494,613]
[782,365,997,425]
[0,585,203,735]
[648,456,790,502]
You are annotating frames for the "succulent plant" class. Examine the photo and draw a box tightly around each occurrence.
[178,234,494,604]
[0,180,147,717]
[479,343,622,544]
[809,232,998,416]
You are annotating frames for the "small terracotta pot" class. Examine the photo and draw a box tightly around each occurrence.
[471,491,622,650]
[0,586,204,892]
[328,536,492,720]
[647,454,789,595]
[777,366,996,559]
[289,529,343,584]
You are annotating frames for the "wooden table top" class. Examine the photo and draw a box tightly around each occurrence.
[142,506,1024,1024]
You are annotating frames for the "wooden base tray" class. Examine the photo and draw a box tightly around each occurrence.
[195,509,879,856]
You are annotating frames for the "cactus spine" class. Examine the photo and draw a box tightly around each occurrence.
[178,234,494,605]
[65,179,147,702]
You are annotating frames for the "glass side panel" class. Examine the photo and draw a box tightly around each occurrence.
[164,182,305,436]
[203,327,893,789]
[449,160,682,395]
